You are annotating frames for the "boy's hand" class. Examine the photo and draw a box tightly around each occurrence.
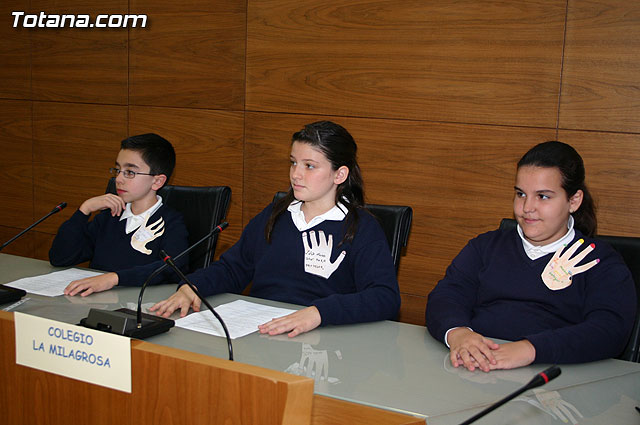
[150,285,201,318]
[79,194,126,217]
[64,272,119,296]
[258,306,322,338]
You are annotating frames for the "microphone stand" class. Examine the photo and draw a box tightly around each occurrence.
[135,222,228,327]
[0,202,67,251]
[160,250,234,361]
[459,365,562,425]
[1,202,67,304]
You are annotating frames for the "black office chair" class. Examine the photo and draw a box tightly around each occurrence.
[500,217,640,363]
[273,192,412,274]
[107,178,231,273]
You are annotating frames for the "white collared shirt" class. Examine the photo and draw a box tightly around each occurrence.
[119,195,163,234]
[517,215,575,260]
[287,200,347,231]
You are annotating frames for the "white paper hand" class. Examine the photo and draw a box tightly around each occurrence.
[541,238,599,290]
[302,230,346,279]
[131,216,165,255]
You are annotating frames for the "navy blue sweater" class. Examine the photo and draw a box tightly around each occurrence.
[49,206,189,286]
[185,203,401,326]
[426,228,637,364]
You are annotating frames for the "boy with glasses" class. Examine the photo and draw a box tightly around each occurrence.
[49,133,189,296]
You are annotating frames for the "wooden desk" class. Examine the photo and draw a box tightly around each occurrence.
[2,253,639,424]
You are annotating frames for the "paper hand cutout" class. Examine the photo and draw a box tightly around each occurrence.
[518,389,584,424]
[542,238,599,290]
[302,230,346,279]
[130,216,165,255]
[299,343,329,381]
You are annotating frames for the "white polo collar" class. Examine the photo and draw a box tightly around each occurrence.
[517,215,575,260]
[288,200,347,232]
[119,195,163,234]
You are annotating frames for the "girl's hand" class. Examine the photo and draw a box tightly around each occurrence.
[448,327,499,372]
[490,340,536,370]
[258,306,322,337]
[150,285,201,318]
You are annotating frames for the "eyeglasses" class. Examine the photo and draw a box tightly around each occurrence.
[109,167,156,179]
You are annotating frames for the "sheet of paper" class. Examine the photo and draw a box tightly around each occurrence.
[175,299,296,339]
[4,268,104,297]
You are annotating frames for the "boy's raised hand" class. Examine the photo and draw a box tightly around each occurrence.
[79,194,126,217]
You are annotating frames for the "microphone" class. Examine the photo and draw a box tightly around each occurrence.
[80,222,228,340]
[160,249,234,361]
[459,366,561,425]
[0,202,67,304]
[0,202,67,252]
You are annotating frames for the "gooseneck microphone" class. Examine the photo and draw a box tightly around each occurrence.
[458,365,561,425]
[135,222,229,327]
[160,249,234,361]
[80,222,228,340]
[0,202,67,304]
[0,202,67,251]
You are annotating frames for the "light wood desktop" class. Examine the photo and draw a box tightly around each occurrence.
[1,253,639,424]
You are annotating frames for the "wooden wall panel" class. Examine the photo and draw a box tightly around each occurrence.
[32,102,128,235]
[29,0,128,104]
[0,227,35,257]
[129,0,246,109]
[558,130,640,236]
[244,112,555,325]
[0,100,33,229]
[247,0,565,127]
[0,0,30,99]
[129,106,245,256]
[1,0,639,328]
[560,0,640,133]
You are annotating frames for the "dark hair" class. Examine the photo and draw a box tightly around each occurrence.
[265,121,365,244]
[517,141,597,236]
[120,133,176,184]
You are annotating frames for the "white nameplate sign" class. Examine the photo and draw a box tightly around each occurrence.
[14,312,132,393]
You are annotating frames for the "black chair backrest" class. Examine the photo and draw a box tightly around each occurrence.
[272,192,412,274]
[500,217,640,362]
[107,178,231,273]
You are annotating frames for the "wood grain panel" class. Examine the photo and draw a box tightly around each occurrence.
[397,293,427,326]
[34,231,56,261]
[0,100,32,230]
[0,0,30,99]
[558,130,640,236]
[30,0,128,104]
[247,0,565,127]
[311,394,424,425]
[244,112,555,321]
[129,105,244,257]
[33,102,128,234]
[0,226,34,257]
[129,0,246,109]
[132,340,314,425]
[560,0,640,133]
